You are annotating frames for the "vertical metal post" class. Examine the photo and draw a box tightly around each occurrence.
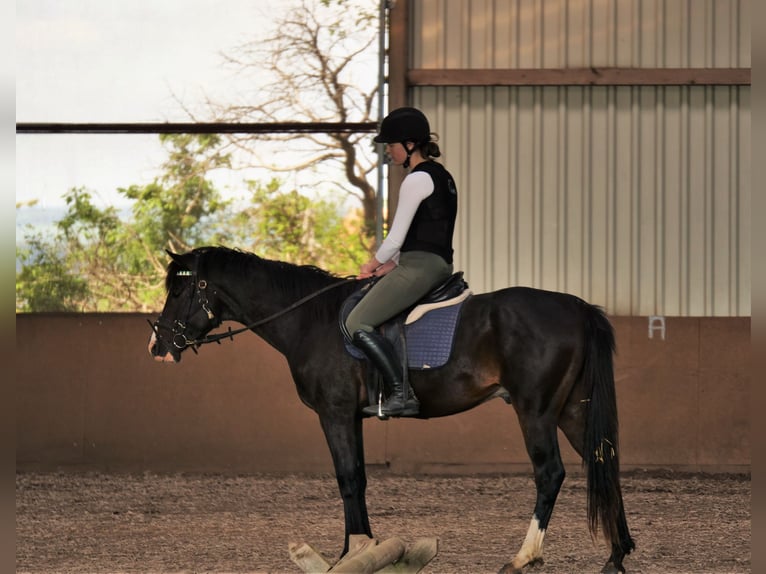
[375,0,389,248]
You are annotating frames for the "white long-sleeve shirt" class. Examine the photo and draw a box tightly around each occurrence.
[375,170,434,264]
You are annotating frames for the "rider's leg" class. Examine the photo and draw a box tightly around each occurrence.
[345,251,452,417]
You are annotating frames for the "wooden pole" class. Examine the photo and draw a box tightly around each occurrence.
[288,541,332,573]
[329,537,406,573]
[290,535,438,573]
[379,537,439,573]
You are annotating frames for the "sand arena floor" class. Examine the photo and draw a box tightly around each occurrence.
[16,470,749,573]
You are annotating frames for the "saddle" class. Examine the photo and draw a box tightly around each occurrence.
[339,271,471,369]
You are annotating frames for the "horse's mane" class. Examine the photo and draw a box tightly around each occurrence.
[168,246,358,320]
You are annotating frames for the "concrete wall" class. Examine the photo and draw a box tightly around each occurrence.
[16,314,749,474]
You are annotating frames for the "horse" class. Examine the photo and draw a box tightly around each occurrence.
[148,246,635,574]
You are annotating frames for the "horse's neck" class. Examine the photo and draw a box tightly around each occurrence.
[219,265,328,356]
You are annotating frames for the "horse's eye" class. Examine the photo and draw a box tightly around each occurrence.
[171,281,191,297]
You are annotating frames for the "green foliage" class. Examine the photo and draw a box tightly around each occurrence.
[121,133,232,254]
[16,134,371,312]
[15,233,88,312]
[232,179,370,275]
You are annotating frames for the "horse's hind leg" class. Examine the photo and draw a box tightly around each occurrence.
[557,390,587,458]
[499,416,565,574]
[559,387,633,574]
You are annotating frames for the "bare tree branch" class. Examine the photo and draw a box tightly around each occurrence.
[201,0,380,238]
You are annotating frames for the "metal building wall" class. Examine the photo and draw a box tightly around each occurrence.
[406,0,750,316]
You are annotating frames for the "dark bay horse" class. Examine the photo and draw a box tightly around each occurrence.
[148,246,635,574]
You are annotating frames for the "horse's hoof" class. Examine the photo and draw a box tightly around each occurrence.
[600,561,625,574]
[497,555,545,573]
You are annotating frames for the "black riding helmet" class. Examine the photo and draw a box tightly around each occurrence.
[373,107,430,145]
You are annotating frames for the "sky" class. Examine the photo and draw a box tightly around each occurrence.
[15,0,337,209]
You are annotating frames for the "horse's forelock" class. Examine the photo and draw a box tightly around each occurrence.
[164,249,203,292]
[165,259,183,293]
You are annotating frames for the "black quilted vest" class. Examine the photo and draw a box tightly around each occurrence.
[400,161,458,264]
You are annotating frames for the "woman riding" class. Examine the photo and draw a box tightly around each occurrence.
[346,106,458,418]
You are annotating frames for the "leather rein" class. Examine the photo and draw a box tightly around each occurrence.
[149,271,357,351]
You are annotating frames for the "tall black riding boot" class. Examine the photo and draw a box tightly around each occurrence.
[352,329,419,418]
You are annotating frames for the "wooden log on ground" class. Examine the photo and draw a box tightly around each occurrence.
[288,541,332,573]
[329,537,405,573]
[289,535,438,574]
[379,537,439,573]
[330,535,381,570]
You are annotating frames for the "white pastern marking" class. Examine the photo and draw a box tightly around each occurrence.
[511,516,546,569]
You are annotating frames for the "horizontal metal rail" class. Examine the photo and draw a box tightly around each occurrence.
[16,122,378,134]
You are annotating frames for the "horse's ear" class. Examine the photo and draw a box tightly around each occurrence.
[165,249,184,264]
[165,249,194,274]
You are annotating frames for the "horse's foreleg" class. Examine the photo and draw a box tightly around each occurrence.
[319,414,372,554]
[499,418,565,574]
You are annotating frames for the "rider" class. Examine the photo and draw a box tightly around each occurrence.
[346,107,458,418]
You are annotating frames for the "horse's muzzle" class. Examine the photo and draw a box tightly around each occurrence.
[148,332,179,363]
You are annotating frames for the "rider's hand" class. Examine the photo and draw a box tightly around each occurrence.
[371,260,396,277]
[357,258,385,279]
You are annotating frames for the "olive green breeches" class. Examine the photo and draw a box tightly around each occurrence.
[345,250,453,334]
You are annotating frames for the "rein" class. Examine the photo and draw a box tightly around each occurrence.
[151,275,358,350]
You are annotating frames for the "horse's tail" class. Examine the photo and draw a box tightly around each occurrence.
[582,305,635,555]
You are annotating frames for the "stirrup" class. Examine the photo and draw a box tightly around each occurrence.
[363,393,420,419]
[363,390,390,420]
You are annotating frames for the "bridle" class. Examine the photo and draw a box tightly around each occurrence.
[149,270,220,353]
[149,268,356,353]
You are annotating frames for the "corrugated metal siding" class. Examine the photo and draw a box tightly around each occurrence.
[411,0,750,69]
[407,1,750,316]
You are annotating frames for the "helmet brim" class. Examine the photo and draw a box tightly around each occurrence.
[373,134,395,144]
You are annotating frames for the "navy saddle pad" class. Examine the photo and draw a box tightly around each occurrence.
[340,273,471,370]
